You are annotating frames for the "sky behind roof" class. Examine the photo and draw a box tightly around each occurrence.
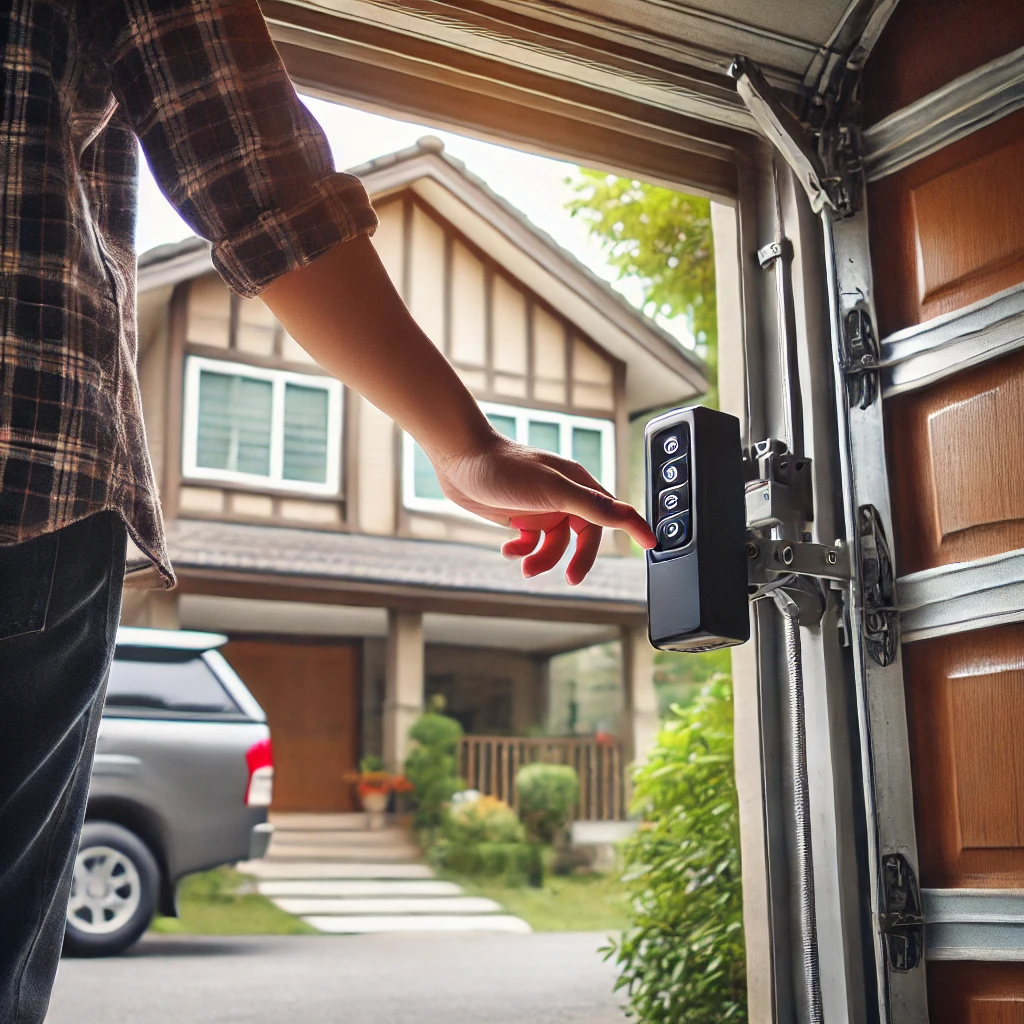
[136,95,693,347]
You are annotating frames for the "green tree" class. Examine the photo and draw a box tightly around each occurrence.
[565,171,717,407]
[607,678,745,1022]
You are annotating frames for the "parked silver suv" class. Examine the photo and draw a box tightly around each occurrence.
[65,627,274,957]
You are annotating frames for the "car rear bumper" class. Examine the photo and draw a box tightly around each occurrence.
[249,822,274,861]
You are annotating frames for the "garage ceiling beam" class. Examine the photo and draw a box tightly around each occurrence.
[262,0,752,196]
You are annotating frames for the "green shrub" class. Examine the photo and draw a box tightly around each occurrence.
[516,763,579,844]
[607,677,746,1023]
[446,795,526,845]
[429,795,536,886]
[431,838,535,886]
[404,699,464,830]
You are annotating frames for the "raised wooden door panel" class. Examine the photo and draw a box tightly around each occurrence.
[928,963,1024,1023]
[886,347,1024,576]
[222,640,360,812]
[903,624,1024,888]
[868,110,1024,336]
[862,0,1024,124]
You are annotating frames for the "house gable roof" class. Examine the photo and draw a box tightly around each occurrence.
[138,136,708,412]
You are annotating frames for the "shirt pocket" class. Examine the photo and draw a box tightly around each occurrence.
[0,529,60,641]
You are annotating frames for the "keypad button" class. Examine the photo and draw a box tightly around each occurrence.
[656,511,690,550]
[656,427,689,460]
[659,455,688,486]
[658,483,690,519]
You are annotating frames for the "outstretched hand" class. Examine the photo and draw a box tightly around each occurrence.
[432,433,657,586]
[260,237,656,585]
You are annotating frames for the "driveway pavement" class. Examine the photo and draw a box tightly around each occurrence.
[46,932,628,1024]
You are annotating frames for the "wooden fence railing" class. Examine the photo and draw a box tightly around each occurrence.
[459,735,626,821]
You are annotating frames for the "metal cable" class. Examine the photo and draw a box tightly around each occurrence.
[773,589,824,1024]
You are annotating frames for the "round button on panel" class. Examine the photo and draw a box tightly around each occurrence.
[659,455,688,486]
[656,511,690,550]
[658,483,689,518]
[655,426,688,462]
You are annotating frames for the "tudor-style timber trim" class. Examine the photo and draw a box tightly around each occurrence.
[342,384,358,528]
[898,547,1024,644]
[162,282,189,523]
[880,281,1024,396]
[184,341,334,376]
[863,43,1024,181]
[612,360,631,556]
[377,163,705,403]
[404,191,622,414]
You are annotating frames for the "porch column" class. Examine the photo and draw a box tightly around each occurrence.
[383,609,424,771]
[620,624,659,766]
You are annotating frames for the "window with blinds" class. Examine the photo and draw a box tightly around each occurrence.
[402,400,615,517]
[183,356,343,495]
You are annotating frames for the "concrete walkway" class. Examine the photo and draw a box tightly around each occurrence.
[238,813,531,935]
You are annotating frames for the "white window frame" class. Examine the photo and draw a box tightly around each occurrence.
[182,355,343,496]
[402,400,616,517]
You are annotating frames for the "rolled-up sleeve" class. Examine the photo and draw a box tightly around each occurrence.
[103,0,377,296]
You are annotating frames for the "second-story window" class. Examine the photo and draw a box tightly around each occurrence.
[182,356,343,495]
[402,400,615,516]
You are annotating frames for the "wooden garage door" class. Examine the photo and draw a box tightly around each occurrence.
[222,640,360,812]
[864,0,1024,1012]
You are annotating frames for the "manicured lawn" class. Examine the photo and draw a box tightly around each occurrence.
[452,871,633,933]
[149,867,316,936]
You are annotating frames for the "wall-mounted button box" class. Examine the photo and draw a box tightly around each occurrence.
[645,406,749,652]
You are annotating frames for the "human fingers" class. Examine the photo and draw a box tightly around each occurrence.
[521,517,572,577]
[536,472,656,550]
[565,521,602,585]
[502,528,541,559]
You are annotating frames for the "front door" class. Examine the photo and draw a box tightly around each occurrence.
[222,640,360,812]
[863,0,1024,1014]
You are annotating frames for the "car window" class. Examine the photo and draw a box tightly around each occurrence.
[106,648,243,717]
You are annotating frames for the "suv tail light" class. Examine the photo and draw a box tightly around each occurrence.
[245,737,274,807]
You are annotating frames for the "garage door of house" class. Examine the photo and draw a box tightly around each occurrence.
[222,640,360,812]
[864,0,1024,1013]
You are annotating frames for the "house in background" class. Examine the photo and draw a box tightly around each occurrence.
[126,137,707,816]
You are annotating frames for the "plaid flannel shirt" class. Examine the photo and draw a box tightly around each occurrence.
[0,0,377,588]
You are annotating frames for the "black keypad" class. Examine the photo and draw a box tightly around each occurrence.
[656,511,690,549]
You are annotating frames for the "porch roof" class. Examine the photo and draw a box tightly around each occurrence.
[162,519,647,626]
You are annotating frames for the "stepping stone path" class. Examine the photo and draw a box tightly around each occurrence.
[238,813,531,935]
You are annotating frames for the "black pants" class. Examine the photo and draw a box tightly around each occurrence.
[0,512,127,1024]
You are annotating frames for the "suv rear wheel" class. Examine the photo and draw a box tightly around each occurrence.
[65,821,159,957]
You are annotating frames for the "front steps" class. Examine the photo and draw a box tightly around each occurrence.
[239,812,531,935]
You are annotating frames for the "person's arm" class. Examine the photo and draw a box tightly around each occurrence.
[101,0,654,581]
[260,237,656,585]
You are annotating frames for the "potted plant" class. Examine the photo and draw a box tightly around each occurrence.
[346,757,414,826]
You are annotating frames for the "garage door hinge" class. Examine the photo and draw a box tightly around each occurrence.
[859,505,899,665]
[842,306,880,408]
[728,56,863,217]
[879,853,924,972]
